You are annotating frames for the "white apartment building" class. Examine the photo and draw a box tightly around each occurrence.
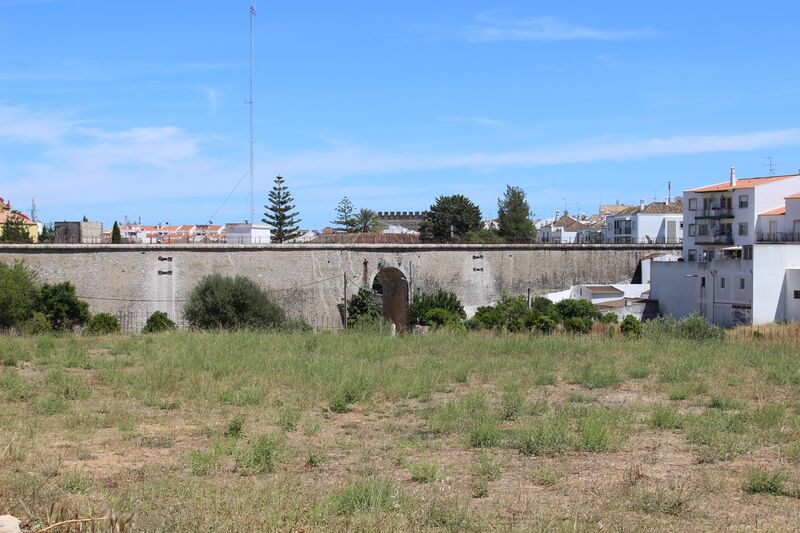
[539,214,585,244]
[651,169,800,326]
[604,199,683,244]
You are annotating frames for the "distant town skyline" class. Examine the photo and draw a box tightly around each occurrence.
[2,0,800,228]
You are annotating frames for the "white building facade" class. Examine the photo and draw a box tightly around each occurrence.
[604,200,683,244]
[652,170,800,326]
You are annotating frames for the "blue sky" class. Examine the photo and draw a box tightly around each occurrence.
[2,0,800,228]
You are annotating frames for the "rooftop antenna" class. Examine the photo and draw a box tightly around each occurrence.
[762,156,776,176]
[30,198,38,222]
[667,181,671,204]
[248,0,257,224]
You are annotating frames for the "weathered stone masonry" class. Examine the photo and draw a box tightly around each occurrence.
[0,243,679,330]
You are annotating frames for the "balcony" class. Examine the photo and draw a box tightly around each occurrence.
[757,232,800,243]
[695,207,734,218]
[695,234,734,245]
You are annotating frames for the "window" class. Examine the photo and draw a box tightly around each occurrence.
[688,198,697,211]
[703,197,712,211]
[613,219,633,235]
[688,249,697,261]
[698,224,708,236]
[689,224,696,236]
[739,195,749,209]
[701,276,706,287]
[739,223,748,236]
[740,278,745,290]
[795,290,800,300]
[720,277,726,289]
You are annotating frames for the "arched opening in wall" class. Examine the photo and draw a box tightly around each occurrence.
[372,267,408,331]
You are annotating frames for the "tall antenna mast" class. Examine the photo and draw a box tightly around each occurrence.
[248,1,256,223]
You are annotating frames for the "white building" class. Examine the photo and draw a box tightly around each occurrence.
[539,214,585,243]
[225,223,271,244]
[652,169,800,326]
[604,199,683,244]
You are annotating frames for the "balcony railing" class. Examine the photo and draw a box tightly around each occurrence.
[697,207,734,218]
[694,234,734,245]
[757,232,800,243]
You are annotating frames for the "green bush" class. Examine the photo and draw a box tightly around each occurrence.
[466,293,529,331]
[555,299,600,322]
[620,315,643,338]
[85,313,120,335]
[564,316,592,334]
[36,282,90,331]
[345,286,382,327]
[467,306,503,330]
[531,315,556,335]
[142,311,177,333]
[599,313,618,324]
[184,274,286,330]
[530,296,560,322]
[21,311,52,335]
[424,307,463,329]
[409,290,465,325]
[0,261,38,329]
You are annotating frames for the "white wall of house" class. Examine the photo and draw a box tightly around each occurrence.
[751,245,800,323]
[225,223,271,244]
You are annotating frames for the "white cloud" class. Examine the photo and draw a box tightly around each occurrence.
[268,129,800,179]
[466,15,656,43]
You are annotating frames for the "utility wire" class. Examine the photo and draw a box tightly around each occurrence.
[207,170,249,224]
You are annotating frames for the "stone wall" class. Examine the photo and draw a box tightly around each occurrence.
[0,243,679,330]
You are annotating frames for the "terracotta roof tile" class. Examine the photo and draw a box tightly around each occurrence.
[760,206,786,216]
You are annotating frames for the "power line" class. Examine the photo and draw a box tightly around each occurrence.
[208,170,249,224]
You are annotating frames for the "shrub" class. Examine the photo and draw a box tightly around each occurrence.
[467,306,504,330]
[564,316,591,334]
[184,274,286,330]
[21,312,52,335]
[424,307,464,329]
[532,315,556,335]
[225,417,244,438]
[85,313,120,335]
[530,296,560,322]
[0,261,38,329]
[621,315,643,338]
[409,290,465,325]
[466,293,529,331]
[556,299,600,322]
[345,286,382,327]
[742,468,786,495]
[599,312,618,324]
[36,282,90,331]
[142,311,176,333]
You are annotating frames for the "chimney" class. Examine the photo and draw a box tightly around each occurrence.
[667,181,672,205]
[639,197,645,210]
[729,165,737,188]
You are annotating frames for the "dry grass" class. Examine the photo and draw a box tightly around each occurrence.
[1,329,800,531]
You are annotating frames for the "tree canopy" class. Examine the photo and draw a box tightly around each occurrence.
[0,212,34,243]
[419,195,482,243]
[331,197,355,233]
[497,185,536,243]
[262,175,301,243]
[350,208,384,233]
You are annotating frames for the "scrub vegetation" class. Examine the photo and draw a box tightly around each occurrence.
[1,329,800,531]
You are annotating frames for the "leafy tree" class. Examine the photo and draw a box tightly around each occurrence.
[0,261,38,328]
[37,282,90,331]
[564,316,592,334]
[262,175,301,243]
[532,315,556,335]
[497,185,536,242]
[346,286,382,327]
[184,274,286,330]
[419,195,482,243]
[142,311,177,333]
[530,296,560,323]
[0,212,33,243]
[408,290,465,325]
[350,208,384,233]
[555,299,600,322]
[332,197,356,233]
[85,313,120,335]
[111,221,122,244]
[467,228,505,244]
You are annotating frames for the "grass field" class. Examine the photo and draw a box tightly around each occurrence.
[1,330,800,531]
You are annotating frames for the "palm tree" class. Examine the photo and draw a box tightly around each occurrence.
[350,208,384,233]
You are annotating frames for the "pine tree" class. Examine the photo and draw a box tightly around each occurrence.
[262,175,301,243]
[111,221,122,244]
[332,196,355,233]
[497,185,536,243]
[0,212,33,243]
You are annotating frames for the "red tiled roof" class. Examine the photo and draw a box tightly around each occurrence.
[687,174,800,193]
[760,206,786,216]
[0,210,35,225]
